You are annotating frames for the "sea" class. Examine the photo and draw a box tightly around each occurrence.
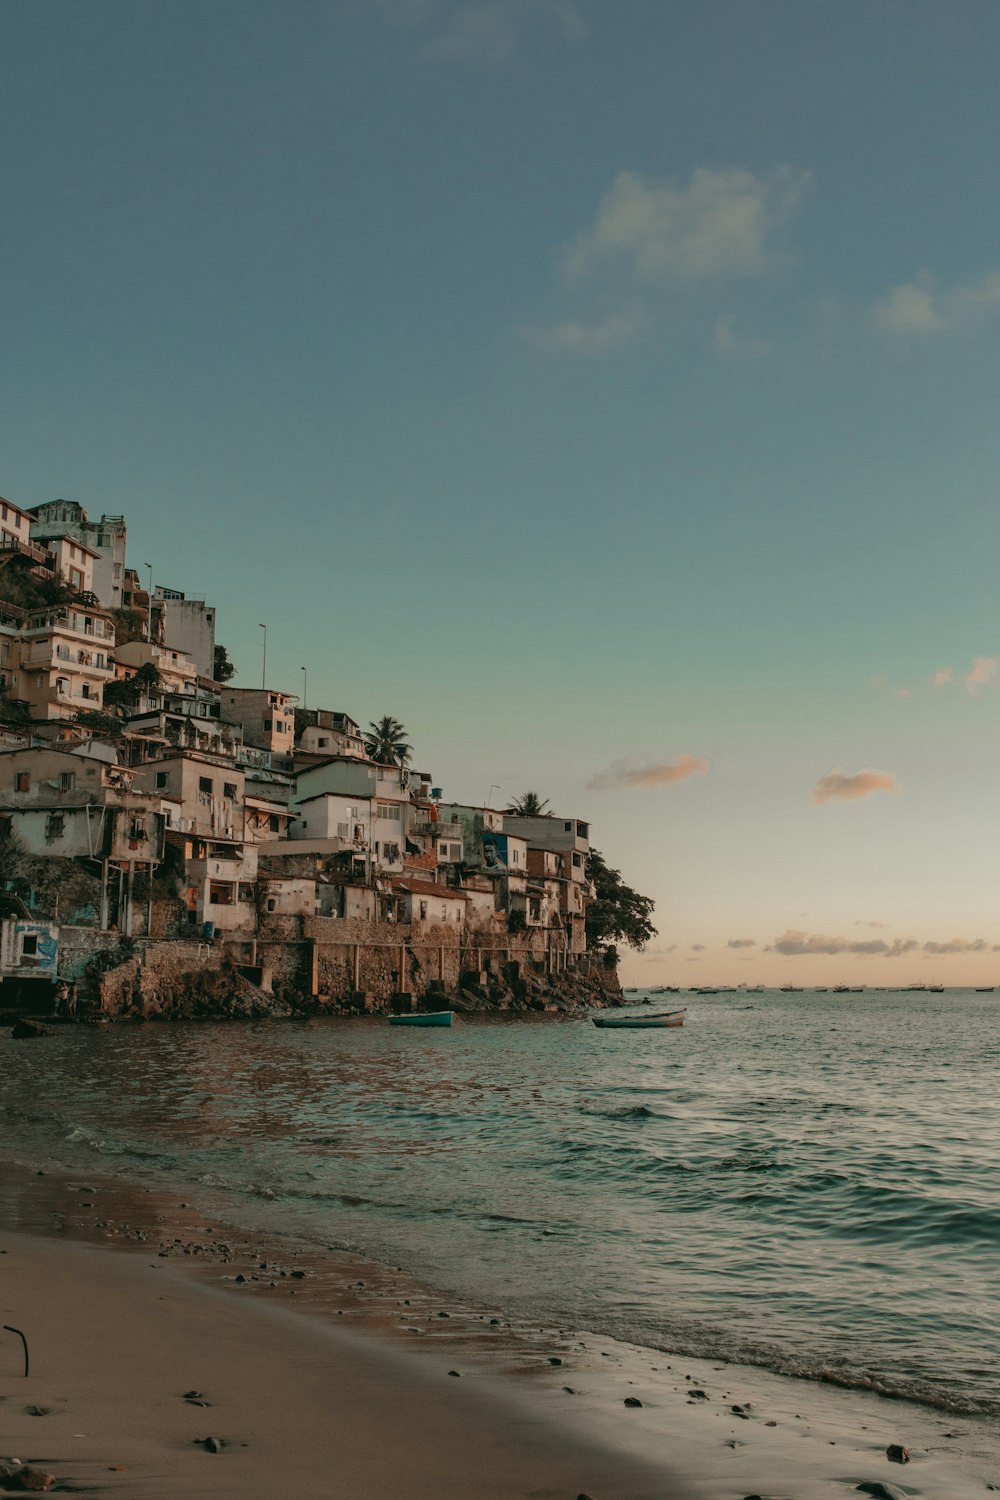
[2,986,999,1422]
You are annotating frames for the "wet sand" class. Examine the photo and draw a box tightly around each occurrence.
[0,1157,995,1498]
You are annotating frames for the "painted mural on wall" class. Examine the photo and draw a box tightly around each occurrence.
[12,921,58,973]
[481,833,510,873]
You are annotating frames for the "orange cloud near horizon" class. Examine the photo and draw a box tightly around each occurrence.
[588,752,708,791]
[813,768,898,805]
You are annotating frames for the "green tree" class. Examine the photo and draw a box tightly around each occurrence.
[214,643,236,683]
[505,791,550,816]
[364,715,412,767]
[584,849,657,953]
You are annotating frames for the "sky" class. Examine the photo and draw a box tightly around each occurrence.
[2,0,1000,986]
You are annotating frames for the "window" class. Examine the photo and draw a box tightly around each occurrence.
[318,737,329,748]
[21,934,37,956]
[69,569,83,591]
[419,900,428,919]
[208,881,234,905]
[59,771,75,792]
[263,718,272,731]
[223,782,237,799]
[376,801,401,823]
[45,812,65,840]
[267,898,276,912]
[199,776,213,794]
[564,821,572,832]
[572,852,582,869]
[56,678,70,697]
[268,814,280,833]
[129,817,147,840]
[15,772,29,792]
[155,772,168,789]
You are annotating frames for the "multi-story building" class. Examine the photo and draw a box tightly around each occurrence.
[503,813,592,951]
[116,640,201,699]
[0,603,116,719]
[219,688,296,763]
[150,588,217,680]
[27,501,127,610]
[295,709,366,759]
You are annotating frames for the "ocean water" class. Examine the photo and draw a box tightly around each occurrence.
[2,988,999,1418]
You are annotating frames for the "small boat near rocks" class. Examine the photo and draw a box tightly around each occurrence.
[592,1009,686,1030]
[388,1012,454,1027]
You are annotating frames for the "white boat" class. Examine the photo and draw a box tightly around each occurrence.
[592,1009,686,1030]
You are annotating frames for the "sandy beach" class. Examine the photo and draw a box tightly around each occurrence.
[1,1158,997,1500]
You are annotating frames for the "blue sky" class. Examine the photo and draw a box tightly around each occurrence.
[2,0,999,982]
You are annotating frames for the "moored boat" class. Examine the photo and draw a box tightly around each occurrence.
[388,1012,454,1027]
[593,1009,686,1029]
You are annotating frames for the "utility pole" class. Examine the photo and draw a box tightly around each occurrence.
[259,623,267,689]
[301,664,307,709]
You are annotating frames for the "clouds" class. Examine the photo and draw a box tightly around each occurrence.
[588,753,708,792]
[771,930,1000,959]
[727,938,757,949]
[813,769,898,806]
[522,163,806,355]
[559,166,810,285]
[874,268,1000,335]
[364,0,586,62]
[771,930,918,958]
[517,306,643,354]
[962,656,1000,695]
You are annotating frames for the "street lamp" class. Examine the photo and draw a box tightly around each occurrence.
[144,562,152,596]
[259,623,267,689]
[301,665,307,710]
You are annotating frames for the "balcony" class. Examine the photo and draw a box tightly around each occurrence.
[413,819,463,839]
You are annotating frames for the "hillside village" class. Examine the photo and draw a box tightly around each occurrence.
[0,493,618,1019]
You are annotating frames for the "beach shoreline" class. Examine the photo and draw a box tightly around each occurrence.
[1,1153,996,1499]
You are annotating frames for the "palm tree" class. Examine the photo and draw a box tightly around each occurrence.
[505,791,550,816]
[364,715,412,767]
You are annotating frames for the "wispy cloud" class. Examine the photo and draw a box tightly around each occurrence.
[854,920,887,929]
[772,929,998,958]
[923,937,990,955]
[813,769,898,806]
[713,314,771,358]
[727,938,757,948]
[931,668,954,688]
[874,268,1000,335]
[963,656,1000,695]
[691,943,705,952]
[518,305,642,354]
[560,165,810,285]
[772,930,918,958]
[588,753,708,792]
[362,0,585,62]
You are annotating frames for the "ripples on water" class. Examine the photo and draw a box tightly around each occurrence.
[1,989,998,1415]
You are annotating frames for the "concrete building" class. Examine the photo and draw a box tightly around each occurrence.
[27,502,127,610]
[295,709,366,759]
[219,688,296,762]
[115,641,200,698]
[503,813,591,951]
[132,752,245,840]
[151,587,217,680]
[0,603,116,720]
[0,497,37,552]
[44,535,98,596]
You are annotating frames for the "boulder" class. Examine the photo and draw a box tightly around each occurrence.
[5,1470,55,1492]
[11,1019,52,1039]
[885,1444,909,1464]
